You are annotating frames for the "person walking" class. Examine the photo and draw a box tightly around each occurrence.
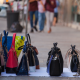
[29,0,38,33]
[38,0,46,32]
[53,0,60,26]
[45,0,56,33]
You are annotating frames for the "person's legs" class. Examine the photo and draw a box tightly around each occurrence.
[33,10,38,31]
[38,12,45,31]
[42,12,45,30]
[46,11,50,32]
[29,11,34,32]
[38,12,42,31]
[50,12,54,27]
[35,10,38,26]
[53,13,57,26]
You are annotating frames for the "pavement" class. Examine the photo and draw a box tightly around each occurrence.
[0,18,80,80]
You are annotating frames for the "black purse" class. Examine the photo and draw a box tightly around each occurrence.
[66,45,79,72]
[70,45,79,72]
[16,41,29,75]
[18,34,39,72]
[47,43,63,76]
[26,34,39,71]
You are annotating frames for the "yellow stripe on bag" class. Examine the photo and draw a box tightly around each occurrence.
[15,36,25,57]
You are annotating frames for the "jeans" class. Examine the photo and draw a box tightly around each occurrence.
[38,12,45,31]
[29,11,38,28]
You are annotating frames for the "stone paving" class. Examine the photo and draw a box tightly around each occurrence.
[0,18,80,80]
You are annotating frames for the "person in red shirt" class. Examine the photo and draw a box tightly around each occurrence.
[45,0,56,33]
[29,0,38,33]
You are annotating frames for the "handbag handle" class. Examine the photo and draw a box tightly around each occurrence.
[65,45,80,59]
[50,42,58,56]
[23,41,27,53]
[0,33,2,47]
[3,30,8,47]
[53,42,58,48]
[26,34,31,46]
[11,33,16,49]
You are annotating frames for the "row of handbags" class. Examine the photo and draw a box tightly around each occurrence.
[1,31,80,76]
[0,33,39,75]
[47,43,80,76]
[2,30,25,62]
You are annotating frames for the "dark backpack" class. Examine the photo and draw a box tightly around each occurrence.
[47,43,63,76]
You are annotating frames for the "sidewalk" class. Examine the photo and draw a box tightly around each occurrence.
[0,18,80,80]
[61,21,80,31]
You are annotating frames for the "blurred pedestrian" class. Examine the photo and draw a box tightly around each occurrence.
[38,0,46,32]
[24,0,27,21]
[45,0,56,33]
[53,0,60,26]
[29,0,38,33]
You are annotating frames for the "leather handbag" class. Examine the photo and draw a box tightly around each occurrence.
[18,34,40,71]
[26,34,39,70]
[65,45,79,72]
[16,41,29,75]
[47,43,63,76]
[0,33,5,72]
[6,33,18,73]
[2,30,25,60]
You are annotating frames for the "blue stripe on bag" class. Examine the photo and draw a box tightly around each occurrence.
[47,55,53,75]
[23,41,27,53]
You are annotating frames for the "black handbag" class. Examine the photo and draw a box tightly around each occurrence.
[16,41,29,75]
[18,34,39,72]
[26,34,39,70]
[47,43,63,76]
[66,45,79,72]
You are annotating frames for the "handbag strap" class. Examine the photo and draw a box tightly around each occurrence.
[47,55,53,74]
[26,34,31,46]
[3,30,8,47]
[11,33,16,49]
[65,45,80,59]
[0,33,2,47]
[23,41,27,53]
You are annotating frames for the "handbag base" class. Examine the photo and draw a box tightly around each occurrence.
[29,66,36,72]
[1,66,4,72]
[16,71,28,75]
[6,67,17,73]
